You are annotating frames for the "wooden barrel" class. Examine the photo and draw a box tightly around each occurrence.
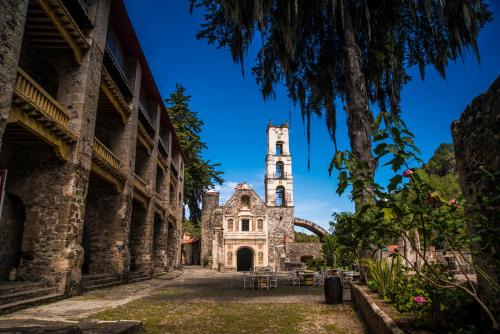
[303,273,313,286]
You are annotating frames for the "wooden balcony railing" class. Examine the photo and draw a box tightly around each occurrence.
[137,121,154,152]
[100,66,131,124]
[134,173,148,196]
[15,68,69,128]
[92,138,121,172]
[154,192,166,211]
[12,68,76,145]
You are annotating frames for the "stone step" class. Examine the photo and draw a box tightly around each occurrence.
[82,280,123,292]
[127,272,150,283]
[82,276,121,288]
[0,281,46,295]
[0,287,58,306]
[0,293,64,315]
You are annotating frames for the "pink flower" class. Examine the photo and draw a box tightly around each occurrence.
[413,296,426,304]
[403,169,414,177]
[449,198,459,208]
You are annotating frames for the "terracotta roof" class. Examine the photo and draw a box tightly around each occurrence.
[182,238,200,244]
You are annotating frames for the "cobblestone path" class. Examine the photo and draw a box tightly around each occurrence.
[0,267,367,333]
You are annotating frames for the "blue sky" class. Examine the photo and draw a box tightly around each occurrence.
[124,0,500,231]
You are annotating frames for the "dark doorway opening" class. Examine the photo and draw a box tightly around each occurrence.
[236,247,254,272]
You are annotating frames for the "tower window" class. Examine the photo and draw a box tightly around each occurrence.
[276,161,284,178]
[276,141,283,155]
[276,186,286,206]
[242,219,250,231]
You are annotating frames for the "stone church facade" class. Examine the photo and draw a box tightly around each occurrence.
[201,123,326,271]
[0,0,184,308]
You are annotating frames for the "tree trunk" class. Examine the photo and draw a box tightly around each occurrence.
[341,2,375,208]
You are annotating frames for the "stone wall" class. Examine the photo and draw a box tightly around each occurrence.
[287,242,323,263]
[200,192,219,266]
[452,75,500,325]
[0,0,185,297]
[267,206,294,269]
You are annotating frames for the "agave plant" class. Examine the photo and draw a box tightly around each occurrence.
[363,256,402,300]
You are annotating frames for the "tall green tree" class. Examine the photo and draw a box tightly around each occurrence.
[166,84,224,225]
[190,0,491,205]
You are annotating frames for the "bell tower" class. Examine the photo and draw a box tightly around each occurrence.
[265,122,294,207]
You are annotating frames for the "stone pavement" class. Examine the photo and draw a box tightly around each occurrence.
[0,270,182,323]
[0,267,366,333]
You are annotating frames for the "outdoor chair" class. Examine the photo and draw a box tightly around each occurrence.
[313,271,324,286]
[243,271,254,289]
[343,271,354,287]
[269,271,278,289]
[290,271,301,286]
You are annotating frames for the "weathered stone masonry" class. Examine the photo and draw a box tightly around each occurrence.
[0,0,185,298]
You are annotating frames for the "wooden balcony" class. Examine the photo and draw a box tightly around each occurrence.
[133,173,150,205]
[10,68,76,160]
[25,0,89,64]
[100,67,131,124]
[137,121,154,154]
[91,138,124,190]
[154,192,166,213]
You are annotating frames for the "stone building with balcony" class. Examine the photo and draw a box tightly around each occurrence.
[0,0,184,310]
[201,123,326,272]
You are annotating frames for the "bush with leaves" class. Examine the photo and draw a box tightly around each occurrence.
[330,109,499,330]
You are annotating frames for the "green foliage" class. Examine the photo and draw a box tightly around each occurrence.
[321,235,338,268]
[166,84,224,225]
[191,0,491,166]
[306,258,326,271]
[424,143,456,177]
[364,256,402,300]
[182,219,201,238]
[294,231,320,243]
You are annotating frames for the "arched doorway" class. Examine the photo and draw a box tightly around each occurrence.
[236,247,254,272]
[0,193,26,280]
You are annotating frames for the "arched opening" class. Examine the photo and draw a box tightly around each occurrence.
[300,255,314,264]
[275,141,283,156]
[236,247,254,272]
[275,186,286,206]
[0,193,26,280]
[275,161,284,178]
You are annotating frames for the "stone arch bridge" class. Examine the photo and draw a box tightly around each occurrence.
[293,218,329,240]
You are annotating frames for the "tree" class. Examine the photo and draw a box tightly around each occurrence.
[166,84,224,225]
[190,0,491,205]
[425,143,456,177]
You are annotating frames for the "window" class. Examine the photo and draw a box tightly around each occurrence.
[276,141,283,155]
[227,219,233,231]
[242,219,250,231]
[276,186,286,206]
[276,161,284,178]
[257,219,264,232]
[241,195,250,208]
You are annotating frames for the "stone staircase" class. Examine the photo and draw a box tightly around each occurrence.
[81,274,123,292]
[0,281,63,315]
[127,271,150,283]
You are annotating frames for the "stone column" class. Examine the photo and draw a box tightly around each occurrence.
[201,191,220,266]
[13,0,113,293]
[0,0,29,150]
[452,76,500,326]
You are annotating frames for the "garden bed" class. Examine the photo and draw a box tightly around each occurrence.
[352,284,434,334]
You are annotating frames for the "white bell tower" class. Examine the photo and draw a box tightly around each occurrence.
[265,122,294,207]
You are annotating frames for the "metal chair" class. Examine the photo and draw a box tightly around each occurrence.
[269,271,278,289]
[243,271,254,289]
[313,271,324,286]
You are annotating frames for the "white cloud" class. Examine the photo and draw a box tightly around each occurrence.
[294,199,339,231]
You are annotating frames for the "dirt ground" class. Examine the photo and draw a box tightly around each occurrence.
[0,267,367,333]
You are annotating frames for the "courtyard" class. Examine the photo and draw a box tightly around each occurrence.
[0,267,366,334]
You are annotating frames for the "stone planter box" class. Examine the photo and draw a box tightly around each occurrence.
[351,284,404,334]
